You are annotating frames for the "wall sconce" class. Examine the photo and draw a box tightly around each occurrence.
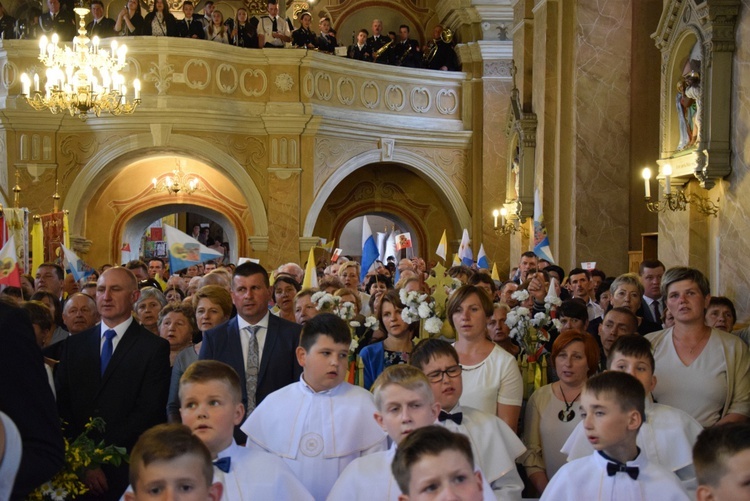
[492,207,519,235]
[642,166,719,217]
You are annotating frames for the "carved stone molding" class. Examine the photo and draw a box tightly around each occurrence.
[325,179,435,222]
[653,0,740,189]
[504,75,537,220]
[248,235,269,251]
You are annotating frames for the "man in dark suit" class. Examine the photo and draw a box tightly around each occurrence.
[175,0,204,39]
[200,261,301,440]
[86,0,115,38]
[39,0,76,41]
[0,3,16,40]
[55,267,171,500]
[637,259,666,328]
[368,18,391,64]
[0,298,64,500]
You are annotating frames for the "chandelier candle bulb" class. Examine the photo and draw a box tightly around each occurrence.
[500,207,508,226]
[642,168,651,198]
[134,79,140,100]
[492,209,499,228]
[663,164,672,195]
[39,36,46,57]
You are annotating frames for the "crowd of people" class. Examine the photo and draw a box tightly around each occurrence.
[0,249,749,500]
[4,0,460,70]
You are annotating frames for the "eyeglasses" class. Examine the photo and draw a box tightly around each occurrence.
[425,365,462,383]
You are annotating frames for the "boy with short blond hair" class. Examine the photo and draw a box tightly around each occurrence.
[125,423,222,501]
[562,335,702,495]
[328,364,496,500]
[241,313,387,500]
[410,339,525,500]
[693,423,750,501]
[542,372,689,500]
[392,425,485,501]
[178,360,312,500]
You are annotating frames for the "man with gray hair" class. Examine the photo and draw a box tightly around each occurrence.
[62,292,99,335]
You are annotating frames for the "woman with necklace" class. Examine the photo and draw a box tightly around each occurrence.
[359,289,417,390]
[449,285,523,432]
[143,0,176,36]
[520,330,600,496]
[647,267,750,427]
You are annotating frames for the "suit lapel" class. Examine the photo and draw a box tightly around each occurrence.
[258,314,278,383]
[227,318,245,376]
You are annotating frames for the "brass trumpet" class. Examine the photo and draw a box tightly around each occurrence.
[374,39,394,60]
[425,28,453,65]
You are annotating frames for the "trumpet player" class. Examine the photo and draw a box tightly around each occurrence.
[393,24,420,68]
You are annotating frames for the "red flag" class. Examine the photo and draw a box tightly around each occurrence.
[0,235,21,287]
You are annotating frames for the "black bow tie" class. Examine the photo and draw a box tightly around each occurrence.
[213,457,231,473]
[438,410,462,425]
[606,461,639,480]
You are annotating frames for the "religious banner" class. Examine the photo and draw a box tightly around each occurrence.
[0,235,21,287]
[2,208,29,273]
[41,211,65,265]
[395,232,413,251]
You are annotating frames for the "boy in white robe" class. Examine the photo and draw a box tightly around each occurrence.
[562,335,702,496]
[241,313,387,500]
[693,423,750,501]
[409,338,526,501]
[392,425,486,501]
[122,360,313,501]
[327,365,496,501]
[542,371,689,501]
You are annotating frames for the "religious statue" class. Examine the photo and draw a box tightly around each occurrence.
[675,41,702,151]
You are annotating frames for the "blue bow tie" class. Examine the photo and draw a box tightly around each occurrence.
[213,457,231,473]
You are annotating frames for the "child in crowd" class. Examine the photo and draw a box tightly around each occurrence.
[124,423,223,501]
[241,313,387,500]
[693,423,750,501]
[391,425,486,501]
[179,360,312,499]
[561,335,703,495]
[410,339,526,500]
[542,371,689,500]
[328,364,496,500]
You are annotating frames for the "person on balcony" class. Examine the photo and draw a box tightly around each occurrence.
[229,7,261,48]
[39,0,75,41]
[348,28,372,62]
[291,10,315,49]
[114,0,144,36]
[259,0,290,48]
[86,0,115,39]
[143,0,176,37]
[175,1,204,39]
[316,16,337,53]
[393,24,421,68]
[205,8,228,43]
[368,18,391,64]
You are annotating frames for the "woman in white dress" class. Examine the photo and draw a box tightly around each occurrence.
[646,267,750,427]
[448,285,523,432]
[520,329,600,496]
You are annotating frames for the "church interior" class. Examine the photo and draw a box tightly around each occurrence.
[0,0,746,319]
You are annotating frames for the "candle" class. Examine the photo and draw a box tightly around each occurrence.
[33,73,39,93]
[152,178,157,189]
[663,164,672,195]
[20,73,29,96]
[492,209,499,229]
[133,79,140,100]
[642,168,651,198]
[500,208,508,227]
[39,36,47,57]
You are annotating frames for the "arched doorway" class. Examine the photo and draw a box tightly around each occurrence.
[62,133,269,266]
[312,163,460,262]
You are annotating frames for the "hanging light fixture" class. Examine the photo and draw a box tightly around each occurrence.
[152,163,201,195]
[19,5,140,121]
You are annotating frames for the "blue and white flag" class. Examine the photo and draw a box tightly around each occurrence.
[477,244,489,270]
[376,231,388,262]
[458,229,473,266]
[360,217,380,282]
[384,230,397,262]
[164,224,223,273]
[533,188,555,264]
[60,243,95,282]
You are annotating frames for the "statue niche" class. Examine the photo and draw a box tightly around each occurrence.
[675,41,701,152]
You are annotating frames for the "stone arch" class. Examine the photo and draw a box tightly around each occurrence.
[117,203,239,265]
[63,133,268,237]
[304,148,470,238]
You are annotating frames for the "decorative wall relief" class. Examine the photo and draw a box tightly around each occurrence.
[313,137,373,193]
[275,73,294,92]
[240,69,267,97]
[216,64,238,94]
[145,60,175,94]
